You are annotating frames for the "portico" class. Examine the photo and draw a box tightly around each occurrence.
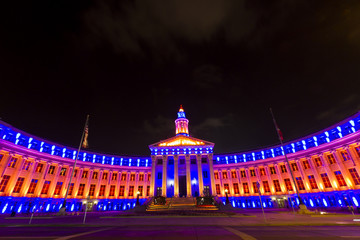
[149,106,215,197]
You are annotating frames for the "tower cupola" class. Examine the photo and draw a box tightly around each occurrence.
[175,105,189,136]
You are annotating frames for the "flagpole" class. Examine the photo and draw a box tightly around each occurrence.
[58,114,89,215]
[269,108,307,210]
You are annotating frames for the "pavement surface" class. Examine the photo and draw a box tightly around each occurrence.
[0,209,359,239]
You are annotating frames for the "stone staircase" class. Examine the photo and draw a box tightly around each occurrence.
[147,197,218,211]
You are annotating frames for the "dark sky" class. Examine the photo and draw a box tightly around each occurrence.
[1,0,360,156]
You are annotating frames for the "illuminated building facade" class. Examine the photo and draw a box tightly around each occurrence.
[0,107,360,213]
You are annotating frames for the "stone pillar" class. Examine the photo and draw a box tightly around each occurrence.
[105,170,112,198]
[185,155,191,197]
[208,154,216,196]
[94,170,103,198]
[333,150,355,188]
[61,166,73,197]
[115,170,122,198]
[196,154,204,196]
[21,159,38,197]
[348,146,360,166]
[6,156,26,196]
[47,164,63,197]
[296,159,311,192]
[319,154,338,190]
[264,165,275,194]
[306,157,323,191]
[35,162,52,197]
[174,155,179,197]
[134,171,139,196]
[274,164,286,194]
[150,156,156,196]
[0,153,13,177]
[162,155,167,196]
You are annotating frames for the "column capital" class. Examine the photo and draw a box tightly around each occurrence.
[173,155,179,160]
[185,154,190,160]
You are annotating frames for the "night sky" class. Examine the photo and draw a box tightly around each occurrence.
[1,0,360,156]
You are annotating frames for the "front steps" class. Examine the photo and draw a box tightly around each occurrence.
[147,197,218,211]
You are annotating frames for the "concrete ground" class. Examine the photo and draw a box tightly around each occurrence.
[0,209,359,239]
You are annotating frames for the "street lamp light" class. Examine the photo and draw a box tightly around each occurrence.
[225,189,230,205]
[136,191,140,206]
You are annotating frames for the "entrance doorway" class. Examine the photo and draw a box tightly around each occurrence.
[179,175,187,197]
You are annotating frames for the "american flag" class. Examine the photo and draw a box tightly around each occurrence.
[82,122,89,148]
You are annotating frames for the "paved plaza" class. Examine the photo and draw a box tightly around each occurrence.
[0,210,360,239]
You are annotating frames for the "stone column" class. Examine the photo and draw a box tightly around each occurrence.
[94,170,103,198]
[6,156,26,196]
[48,164,63,197]
[185,155,191,197]
[174,155,179,197]
[73,168,84,197]
[348,146,360,166]
[264,165,275,194]
[61,166,73,197]
[115,170,122,198]
[35,162,52,197]
[0,153,13,177]
[296,159,311,192]
[319,154,338,190]
[150,156,156,196]
[134,171,139,196]
[333,150,355,188]
[274,164,286,194]
[21,159,38,197]
[208,154,216,196]
[105,170,112,198]
[162,155,167,196]
[196,154,204,196]
[306,157,323,191]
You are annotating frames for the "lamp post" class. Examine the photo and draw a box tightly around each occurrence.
[136,191,140,206]
[225,189,230,205]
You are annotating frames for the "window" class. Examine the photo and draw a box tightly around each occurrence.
[82,171,88,178]
[260,168,266,176]
[214,172,219,180]
[302,160,310,170]
[112,173,118,181]
[23,160,32,171]
[35,163,43,173]
[240,170,246,178]
[102,172,108,180]
[203,171,208,178]
[233,183,239,194]
[168,159,174,165]
[314,157,322,167]
[231,171,237,178]
[280,165,287,173]
[327,154,336,164]
[284,178,293,191]
[349,168,360,185]
[191,158,196,164]
[130,174,135,181]
[77,184,85,196]
[48,166,55,174]
[0,175,10,192]
[0,154,3,162]
[253,182,259,193]
[92,172,98,179]
[41,181,51,194]
[308,175,318,189]
[139,174,144,181]
[13,177,25,193]
[119,186,125,196]
[320,173,332,188]
[273,180,281,192]
[263,181,270,193]
[146,186,150,196]
[89,184,96,196]
[216,184,221,195]
[8,157,17,168]
[340,151,351,161]
[147,174,151,181]
[270,167,276,175]
[222,171,228,179]
[291,163,298,171]
[74,169,78,177]
[68,183,74,195]
[295,177,305,190]
[157,172,162,179]
[59,168,67,176]
[99,185,106,196]
[138,186,143,196]
[121,173,126,181]
[27,179,38,194]
[250,169,256,177]
[201,157,207,163]
[334,171,347,187]
[54,182,63,195]
[180,159,185,165]
[224,184,230,194]
[128,186,134,196]
[243,183,249,194]
[157,159,163,165]
[355,146,360,158]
